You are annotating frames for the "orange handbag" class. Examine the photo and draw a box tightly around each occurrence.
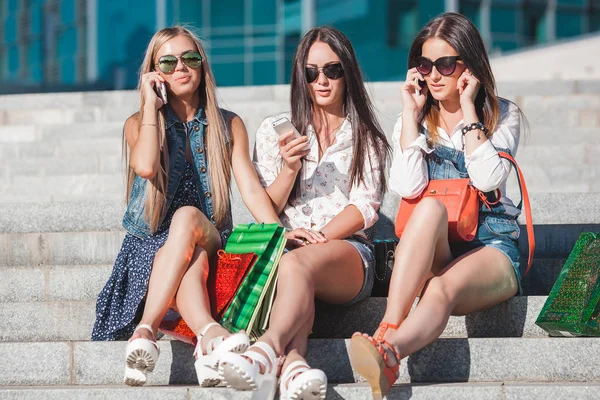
[395,178,482,242]
[394,151,535,276]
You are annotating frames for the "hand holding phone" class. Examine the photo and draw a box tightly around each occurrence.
[272,117,302,142]
[271,117,310,171]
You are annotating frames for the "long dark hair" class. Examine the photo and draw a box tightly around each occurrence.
[290,26,390,193]
[408,13,500,144]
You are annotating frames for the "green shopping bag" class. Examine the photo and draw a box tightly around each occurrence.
[536,233,600,336]
[220,223,287,339]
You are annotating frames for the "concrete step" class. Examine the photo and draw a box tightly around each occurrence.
[3,142,600,179]
[1,121,599,153]
[1,80,599,109]
[4,154,123,177]
[3,161,600,198]
[0,216,580,264]
[0,296,549,342]
[0,174,124,203]
[2,383,600,400]
[1,192,598,233]
[0,194,594,285]
[0,338,597,386]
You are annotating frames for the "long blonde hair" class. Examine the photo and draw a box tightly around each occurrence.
[123,26,231,233]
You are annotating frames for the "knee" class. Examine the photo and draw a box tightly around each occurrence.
[424,277,456,305]
[413,198,448,222]
[169,207,205,248]
[278,251,312,282]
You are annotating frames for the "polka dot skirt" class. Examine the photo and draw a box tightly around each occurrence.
[91,161,221,340]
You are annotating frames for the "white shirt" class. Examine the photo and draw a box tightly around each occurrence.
[389,98,521,215]
[253,112,383,238]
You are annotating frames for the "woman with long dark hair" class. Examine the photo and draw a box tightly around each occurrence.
[91,26,280,387]
[350,13,525,399]
[218,26,390,399]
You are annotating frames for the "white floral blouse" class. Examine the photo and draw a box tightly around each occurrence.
[252,112,383,239]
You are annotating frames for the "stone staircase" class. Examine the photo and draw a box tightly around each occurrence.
[1,81,600,399]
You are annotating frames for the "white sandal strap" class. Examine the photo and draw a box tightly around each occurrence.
[131,324,158,348]
[194,322,223,357]
[245,342,279,374]
[281,360,310,388]
[199,322,220,339]
[134,324,154,335]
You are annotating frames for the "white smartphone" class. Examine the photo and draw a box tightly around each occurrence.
[156,82,168,105]
[272,117,301,141]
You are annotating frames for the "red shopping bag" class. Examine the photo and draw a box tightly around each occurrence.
[158,250,256,344]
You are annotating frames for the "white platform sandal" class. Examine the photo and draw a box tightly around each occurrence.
[219,341,282,399]
[123,324,160,386]
[193,322,250,387]
[279,360,327,400]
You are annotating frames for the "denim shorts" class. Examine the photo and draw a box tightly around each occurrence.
[339,235,376,306]
[451,213,523,295]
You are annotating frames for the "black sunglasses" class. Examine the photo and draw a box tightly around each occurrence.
[416,56,462,76]
[155,51,203,74]
[305,63,344,83]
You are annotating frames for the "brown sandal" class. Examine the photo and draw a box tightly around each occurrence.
[349,322,401,400]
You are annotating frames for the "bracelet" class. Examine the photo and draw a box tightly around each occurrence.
[461,122,488,140]
[141,123,158,128]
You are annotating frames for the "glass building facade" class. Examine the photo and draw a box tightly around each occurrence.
[1,0,599,93]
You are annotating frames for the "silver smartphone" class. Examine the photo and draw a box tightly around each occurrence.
[272,117,310,151]
[272,117,301,141]
[156,82,168,104]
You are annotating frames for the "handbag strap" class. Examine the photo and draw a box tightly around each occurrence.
[498,151,535,276]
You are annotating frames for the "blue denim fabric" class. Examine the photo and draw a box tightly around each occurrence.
[426,144,523,295]
[339,235,376,306]
[122,105,233,240]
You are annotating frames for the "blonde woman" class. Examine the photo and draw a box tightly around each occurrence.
[91,26,280,387]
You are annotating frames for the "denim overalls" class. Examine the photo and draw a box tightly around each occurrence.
[427,144,523,294]
[122,105,233,243]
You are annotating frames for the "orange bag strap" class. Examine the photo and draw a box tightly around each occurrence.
[498,151,535,276]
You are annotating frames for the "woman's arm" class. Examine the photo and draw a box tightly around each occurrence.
[252,116,310,214]
[230,115,281,224]
[263,132,309,214]
[389,69,430,199]
[388,114,431,199]
[126,72,166,179]
[464,101,521,192]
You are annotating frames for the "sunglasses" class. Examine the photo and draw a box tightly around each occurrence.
[305,63,344,83]
[416,56,462,76]
[155,51,203,74]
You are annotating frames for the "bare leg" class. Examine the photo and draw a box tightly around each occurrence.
[381,198,454,328]
[282,306,315,370]
[131,206,222,341]
[259,240,365,356]
[174,245,231,352]
[385,246,518,359]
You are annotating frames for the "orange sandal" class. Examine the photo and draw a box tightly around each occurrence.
[349,323,401,400]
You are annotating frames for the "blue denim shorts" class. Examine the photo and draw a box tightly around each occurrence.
[339,235,376,306]
[451,213,523,295]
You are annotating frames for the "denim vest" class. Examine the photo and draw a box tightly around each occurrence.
[426,144,520,241]
[122,105,233,239]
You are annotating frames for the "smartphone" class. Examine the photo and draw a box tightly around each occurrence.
[414,78,425,96]
[272,117,302,142]
[156,82,168,105]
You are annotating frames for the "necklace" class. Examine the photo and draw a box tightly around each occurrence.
[317,120,344,147]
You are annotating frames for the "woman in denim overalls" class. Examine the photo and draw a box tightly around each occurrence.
[91,27,280,387]
[349,13,525,398]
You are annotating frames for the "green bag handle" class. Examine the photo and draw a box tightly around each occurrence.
[225,223,281,256]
